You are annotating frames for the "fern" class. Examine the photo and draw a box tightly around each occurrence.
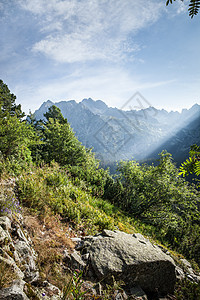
[179,144,200,187]
[195,161,200,176]
[188,0,200,18]
[166,0,200,18]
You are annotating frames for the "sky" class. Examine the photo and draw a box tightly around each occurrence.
[0,0,200,114]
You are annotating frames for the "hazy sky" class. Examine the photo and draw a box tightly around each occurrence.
[0,0,200,114]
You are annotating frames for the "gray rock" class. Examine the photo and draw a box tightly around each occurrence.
[0,254,24,279]
[71,237,82,243]
[14,241,39,282]
[0,225,8,244]
[114,290,128,299]
[70,250,86,270]
[82,253,89,261]
[179,258,200,283]
[84,230,176,295]
[0,216,11,231]
[175,266,185,280]
[63,249,86,270]
[180,258,192,269]
[63,249,71,260]
[32,281,62,300]
[130,285,148,299]
[0,279,29,300]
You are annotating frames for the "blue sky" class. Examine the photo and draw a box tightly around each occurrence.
[0,0,200,114]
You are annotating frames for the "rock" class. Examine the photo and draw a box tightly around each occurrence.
[70,250,86,270]
[0,254,24,279]
[32,281,62,300]
[0,225,9,244]
[83,230,176,295]
[180,258,200,283]
[175,266,185,280]
[81,281,97,297]
[114,290,128,299]
[0,279,29,300]
[0,216,11,231]
[16,225,32,246]
[130,286,148,299]
[82,253,89,261]
[180,258,192,269]
[63,249,86,270]
[14,241,39,282]
[71,237,82,243]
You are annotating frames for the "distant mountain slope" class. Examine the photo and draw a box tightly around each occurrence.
[33,99,200,163]
[149,112,200,164]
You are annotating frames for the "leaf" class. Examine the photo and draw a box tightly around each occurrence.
[188,0,200,18]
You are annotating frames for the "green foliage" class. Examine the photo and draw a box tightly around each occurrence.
[0,115,39,175]
[62,270,88,300]
[32,105,110,197]
[166,0,200,18]
[43,119,86,166]
[68,150,110,197]
[175,279,200,299]
[188,0,200,17]
[16,164,125,234]
[0,115,33,159]
[104,151,200,265]
[0,80,25,119]
[44,105,66,124]
[0,193,21,216]
[179,144,200,187]
[38,106,88,167]
[0,81,40,174]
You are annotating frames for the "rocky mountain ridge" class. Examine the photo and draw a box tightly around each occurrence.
[33,99,200,163]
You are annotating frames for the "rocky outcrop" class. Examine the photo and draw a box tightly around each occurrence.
[1,211,199,299]
[0,216,39,283]
[0,280,29,300]
[0,215,61,299]
[79,230,176,296]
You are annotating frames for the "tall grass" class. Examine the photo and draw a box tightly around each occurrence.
[17,164,136,234]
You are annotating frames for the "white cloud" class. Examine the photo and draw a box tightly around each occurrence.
[165,0,189,16]
[18,0,163,63]
[177,2,188,14]
[14,66,176,114]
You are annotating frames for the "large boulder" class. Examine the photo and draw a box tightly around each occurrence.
[82,230,176,296]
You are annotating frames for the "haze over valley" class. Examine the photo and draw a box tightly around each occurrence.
[34,98,200,164]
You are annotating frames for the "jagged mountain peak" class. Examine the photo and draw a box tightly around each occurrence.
[42,99,54,107]
[33,99,200,163]
[81,98,108,114]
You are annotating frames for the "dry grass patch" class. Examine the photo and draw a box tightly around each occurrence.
[23,210,75,288]
[0,260,18,289]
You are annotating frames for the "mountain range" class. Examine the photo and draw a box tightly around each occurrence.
[33,98,200,164]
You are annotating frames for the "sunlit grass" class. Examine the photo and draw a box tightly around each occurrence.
[17,164,136,235]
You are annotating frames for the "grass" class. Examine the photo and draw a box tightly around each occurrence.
[1,163,200,299]
[23,211,74,288]
[17,164,136,235]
